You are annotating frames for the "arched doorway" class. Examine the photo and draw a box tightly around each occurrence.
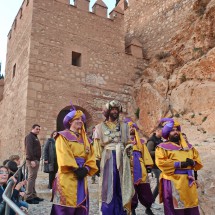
[56,105,93,132]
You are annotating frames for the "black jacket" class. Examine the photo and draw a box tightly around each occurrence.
[25,132,41,161]
[147,133,163,168]
[0,186,4,213]
[43,138,58,172]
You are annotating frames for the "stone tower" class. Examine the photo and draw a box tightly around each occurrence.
[0,0,144,160]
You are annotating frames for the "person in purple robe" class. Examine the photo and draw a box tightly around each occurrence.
[124,118,155,215]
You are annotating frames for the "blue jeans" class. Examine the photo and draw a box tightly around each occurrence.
[10,200,28,215]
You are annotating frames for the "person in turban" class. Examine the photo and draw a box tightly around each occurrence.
[124,118,155,215]
[50,106,98,215]
[155,118,203,215]
[93,100,134,215]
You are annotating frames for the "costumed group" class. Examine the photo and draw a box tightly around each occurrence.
[50,100,203,215]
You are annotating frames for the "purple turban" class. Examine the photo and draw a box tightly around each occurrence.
[160,118,181,139]
[124,117,139,130]
[63,107,86,129]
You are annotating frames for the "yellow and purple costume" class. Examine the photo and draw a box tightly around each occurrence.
[125,119,155,211]
[94,119,134,215]
[155,118,203,215]
[51,109,98,215]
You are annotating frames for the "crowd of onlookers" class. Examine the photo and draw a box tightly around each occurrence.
[0,124,59,215]
[0,155,28,214]
[0,124,45,215]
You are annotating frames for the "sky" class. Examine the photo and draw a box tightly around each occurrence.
[0,0,115,75]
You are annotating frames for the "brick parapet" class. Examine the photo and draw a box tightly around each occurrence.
[7,0,124,43]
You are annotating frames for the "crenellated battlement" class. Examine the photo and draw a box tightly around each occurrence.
[7,0,125,41]
[7,0,30,39]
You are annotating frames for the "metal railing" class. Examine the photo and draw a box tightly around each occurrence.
[2,160,27,215]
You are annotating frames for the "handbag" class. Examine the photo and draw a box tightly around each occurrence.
[43,140,55,173]
[43,163,54,173]
[48,163,54,172]
[43,163,50,173]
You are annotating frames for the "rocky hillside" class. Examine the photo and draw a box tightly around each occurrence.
[130,0,215,214]
[132,0,215,137]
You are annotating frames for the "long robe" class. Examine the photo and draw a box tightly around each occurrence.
[155,141,203,214]
[131,138,154,210]
[131,139,154,184]
[94,121,134,214]
[51,130,98,215]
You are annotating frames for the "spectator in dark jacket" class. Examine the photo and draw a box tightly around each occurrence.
[4,162,28,215]
[0,166,28,215]
[25,124,43,204]
[2,160,10,166]
[8,156,24,182]
[0,166,9,214]
[44,131,58,189]
[147,125,163,200]
[9,155,21,167]
[5,161,18,179]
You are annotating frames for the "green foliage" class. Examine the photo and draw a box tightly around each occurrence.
[193,47,200,52]
[191,113,195,118]
[135,108,140,119]
[155,51,171,60]
[180,74,187,83]
[180,111,185,116]
[202,116,207,122]
[193,47,204,56]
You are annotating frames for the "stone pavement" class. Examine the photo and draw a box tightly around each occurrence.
[28,171,164,215]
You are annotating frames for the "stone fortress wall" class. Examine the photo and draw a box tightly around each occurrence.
[0,0,144,160]
[0,0,33,161]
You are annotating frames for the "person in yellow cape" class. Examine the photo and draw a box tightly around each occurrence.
[50,106,98,215]
[155,118,203,215]
[93,100,134,215]
[124,118,155,215]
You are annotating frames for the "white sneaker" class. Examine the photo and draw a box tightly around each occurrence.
[151,203,161,209]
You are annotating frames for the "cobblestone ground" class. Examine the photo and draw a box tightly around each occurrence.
[28,172,164,215]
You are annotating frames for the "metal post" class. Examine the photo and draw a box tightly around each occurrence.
[3,180,25,215]
[2,161,26,215]
[4,181,12,215]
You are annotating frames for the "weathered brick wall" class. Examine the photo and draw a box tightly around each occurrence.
[0,0,33,161]
[0,80,4,101]
[0,0,144,162]
[125,0,196,57]
[25,0,141,140]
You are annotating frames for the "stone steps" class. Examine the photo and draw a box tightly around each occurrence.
[35,171,52,200]
[27,171,164,215]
